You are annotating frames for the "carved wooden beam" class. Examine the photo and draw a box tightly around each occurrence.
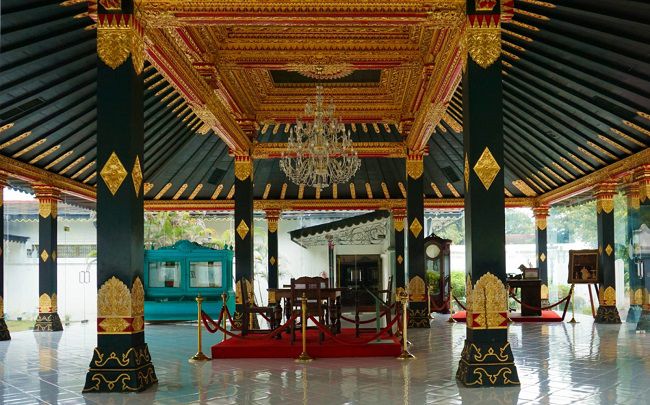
[251,142,408,159]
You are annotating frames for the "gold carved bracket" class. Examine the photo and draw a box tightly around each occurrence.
[97,13,144,74]
[466,15,501,69]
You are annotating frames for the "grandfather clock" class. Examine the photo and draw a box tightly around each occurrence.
[424,233,452,313]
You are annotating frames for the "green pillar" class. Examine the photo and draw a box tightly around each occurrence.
[392,208,406,290]
[533,206,549,305]
[624,183,642,323]
[594,181,621,323]
[83,1,156,392]
[33,185,63,332]
[233,156,254,332]
[456,1,519,387]
[635,165,650,332]
[266,210,280,290]
[406,154,428,328]
[0,177,9,340]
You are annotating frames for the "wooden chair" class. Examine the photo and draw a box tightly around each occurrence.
[290,276,328,344]
[239,279,278,336]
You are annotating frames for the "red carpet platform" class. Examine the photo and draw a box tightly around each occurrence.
[452,310,562,323]
[211,328,401,359]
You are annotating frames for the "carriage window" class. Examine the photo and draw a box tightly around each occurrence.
[190,261,222,288]
[149,261,181,288]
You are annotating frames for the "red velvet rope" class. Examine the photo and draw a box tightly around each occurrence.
[508,292,572,311]
[307,313,401,346]
[453,295,467,310]
[428,295,451,312]
[339,302,396,324]
[201,310,244,339]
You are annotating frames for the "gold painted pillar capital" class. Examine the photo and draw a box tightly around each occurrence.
[234,155,253,181]
[391,207,407,232]
[532,205,549,230]
[593,181,617,214]
[97,11,145,74]
[466,14,501,69]
[406,152,424,180]
[265,209,281,233]
[622,182,640,210]
[33,185,61,218]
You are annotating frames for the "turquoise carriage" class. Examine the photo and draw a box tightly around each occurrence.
[144,240,235,321]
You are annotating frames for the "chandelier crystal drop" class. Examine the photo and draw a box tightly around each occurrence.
[280,85,360,189]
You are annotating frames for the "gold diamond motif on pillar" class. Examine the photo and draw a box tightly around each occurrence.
[464,154,470,191]
[409,218,423,238]
[40,250,49,262]
[605,244,613,256]
[100,152,128,196]
[539,253,546,262]
[132,156,143,197]
[236,220,250,240]
[473,147,500,191]
[269,256,276,265]
[397,255,404,265]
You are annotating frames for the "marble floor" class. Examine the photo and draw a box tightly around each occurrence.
[0,314,648,405]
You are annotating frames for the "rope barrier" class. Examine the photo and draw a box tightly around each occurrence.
[201,310,244,339]
[339,303,396,325]
[307,313,401,346]
[453,295,467,310]
[508,292,572,312]
[428,295,451,312]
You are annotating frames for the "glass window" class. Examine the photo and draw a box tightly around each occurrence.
[190,261,222,288]
[149,261,181,288]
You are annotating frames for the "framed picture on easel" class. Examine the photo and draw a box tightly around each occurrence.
[568,249,599,284]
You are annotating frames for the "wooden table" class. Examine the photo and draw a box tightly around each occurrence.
[507,279,542,316]
[268,288,344,333]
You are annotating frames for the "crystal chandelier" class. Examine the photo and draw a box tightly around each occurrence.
[280,85,360,189]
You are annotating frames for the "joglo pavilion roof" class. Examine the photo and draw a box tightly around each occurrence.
[0,0,648,211]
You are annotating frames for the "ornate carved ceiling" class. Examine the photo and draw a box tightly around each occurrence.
[140,0,466,152]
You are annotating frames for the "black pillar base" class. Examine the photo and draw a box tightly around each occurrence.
[407,303,430,328]
[456,340,520,387]
[34,312,63,332]
[83,344,157,393]
[626,305,642,323]
[636,310,650,333]
[594,305,621,324]
[0,318,10,340]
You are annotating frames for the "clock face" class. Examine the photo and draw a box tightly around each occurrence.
[425,244,441,259]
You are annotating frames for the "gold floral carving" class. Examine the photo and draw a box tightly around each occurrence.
[234,158,253,181]
[132,156,143,197]
[409,218,423,238]
[473,147,500,190]
[236,219,250,240]
[535,217,547,231]
[39,293,57,313]
[39,201,57,218]
[97,14,144,74]
[596,198,614,214]
[131,278,144,317]
[98,277,131,317]
[600,286,616,306]
[466,272,507,329]
[466,25,501,69]
[631,289,643,306]
[100,152,128,196]
[99,318,130,333]
[540,284,549,300]
[286,63,354,80]
[409,276,426,302]
[406,157,423,180]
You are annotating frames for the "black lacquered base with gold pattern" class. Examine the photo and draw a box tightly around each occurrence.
[407,304,430,328]
[595,305,621,324]
[636,310,650,333]
[34,312,63,332]
[0,318,10,340]
[456,339,520,387]
[83,344,157,392]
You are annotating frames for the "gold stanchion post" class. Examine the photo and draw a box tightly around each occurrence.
[189,294,210,362]
[447,293,457,323]
[296,293,312,363]
[221,292,228,342]
[568,284,579,324]
[397,290,415,360]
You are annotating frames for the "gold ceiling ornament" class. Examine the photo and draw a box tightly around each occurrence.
[234,156,253,181]
[605,244,613,256]
[466,272,508,329]
[100,152,128,196]
[600,286,616,307]
[40,249,49,262]
[236,219,250,240]
[464,154,470,191]
[286,63,354,81]
[473,147,501,190]
[132,156,143,197]
[397,255,404,265]
[406,154,424,180]
[98,277,132,318]
[466,15,501,69]
[539,253,546,262]
[409,217,423,238]
[97,14,144,74]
